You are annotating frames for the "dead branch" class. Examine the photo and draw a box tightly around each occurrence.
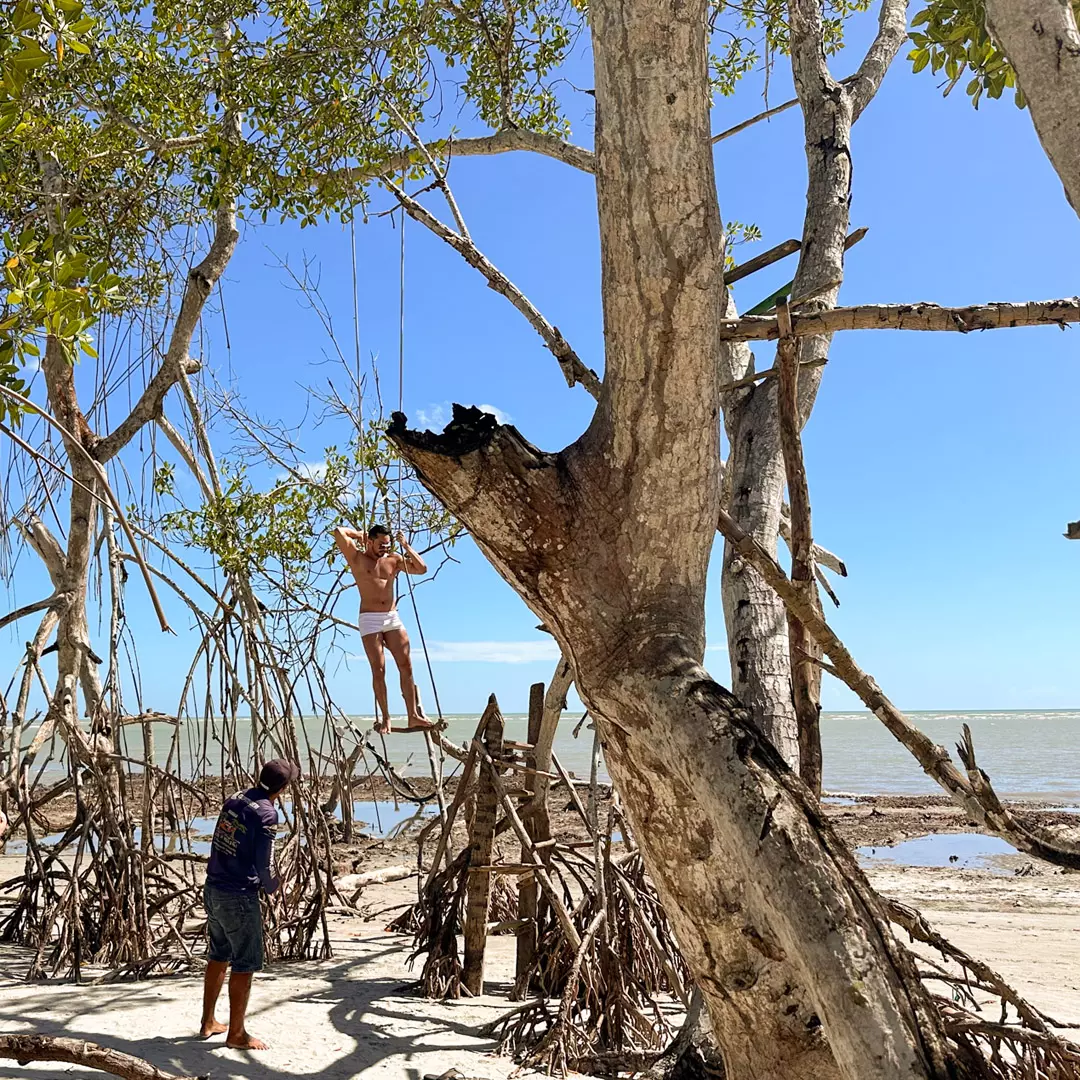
[384,179,601,398]
[0,1035,206,1080]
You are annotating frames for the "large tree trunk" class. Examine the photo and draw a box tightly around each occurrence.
[389,0,953,1074]
[984,0,1080,215]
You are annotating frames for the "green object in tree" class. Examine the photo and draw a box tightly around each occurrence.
[744,280,794,317]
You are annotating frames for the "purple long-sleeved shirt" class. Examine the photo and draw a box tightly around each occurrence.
[206,787,280,894]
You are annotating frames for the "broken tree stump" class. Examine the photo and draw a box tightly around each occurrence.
[462,695,504,995]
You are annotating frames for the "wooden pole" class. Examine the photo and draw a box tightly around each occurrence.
[462,694,503,995]
[513,681,545,997]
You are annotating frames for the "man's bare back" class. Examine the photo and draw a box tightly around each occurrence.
[332,525,433,734]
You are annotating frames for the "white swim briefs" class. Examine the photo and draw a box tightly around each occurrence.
[358,609,405,639]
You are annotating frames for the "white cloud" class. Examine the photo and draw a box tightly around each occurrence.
[414,403,511,430]
[427,640,561,664]
[705,643,728,653]
[477,403,511,424]
[415,404,447,431]
[295,460,328,481]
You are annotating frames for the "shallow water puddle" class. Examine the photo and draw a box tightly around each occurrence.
[1,799,438,857]
[857,831,1019,873]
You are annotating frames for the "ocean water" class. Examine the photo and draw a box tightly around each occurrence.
[819,709,1080,801]
[16,709,1080,801]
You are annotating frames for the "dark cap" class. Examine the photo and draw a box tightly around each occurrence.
[258,758,300,792]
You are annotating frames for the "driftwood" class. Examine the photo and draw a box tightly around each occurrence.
[334,865,415,902]
[0,1035,205,1080]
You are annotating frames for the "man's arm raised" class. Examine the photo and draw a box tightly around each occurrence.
[396,531,427,575]
[332,526,364,561]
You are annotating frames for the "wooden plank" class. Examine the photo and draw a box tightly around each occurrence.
[462,695,503,996]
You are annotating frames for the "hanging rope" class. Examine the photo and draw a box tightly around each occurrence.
[394,197,446,726]
[393,191,451,856]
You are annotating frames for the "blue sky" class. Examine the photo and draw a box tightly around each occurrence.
[4,11,1079,716]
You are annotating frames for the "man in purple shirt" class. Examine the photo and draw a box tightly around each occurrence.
[199,758,299,1049]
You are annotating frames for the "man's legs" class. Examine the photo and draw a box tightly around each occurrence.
[362,633,391,734]
[225,971,267,1050]
[200,960,229,1037]
[384,629,432,729]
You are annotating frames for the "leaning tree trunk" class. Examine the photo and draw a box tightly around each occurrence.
[984,0,1080,216]
[389,0,954,1075]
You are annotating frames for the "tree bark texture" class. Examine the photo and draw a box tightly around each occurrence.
[389,2,956,1075]
[984,0,1080,216]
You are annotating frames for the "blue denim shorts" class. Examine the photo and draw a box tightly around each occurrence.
[204,883,264,973]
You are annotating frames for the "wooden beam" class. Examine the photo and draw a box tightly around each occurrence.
[724,238,800,285]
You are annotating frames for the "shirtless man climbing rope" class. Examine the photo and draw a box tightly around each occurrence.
[333,524,434,735]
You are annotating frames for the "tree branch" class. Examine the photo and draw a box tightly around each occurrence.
[95,198,238,462]
[0,593,61,633]
[848,0,910,121]
[0,384,173,632]
[14,514,66,585]
[716,505,1080,870]
[718,296,1080,340]
[984,0,1080,215]
[385,180,602,397]
[75,91,207,157]
[324,129,596,191]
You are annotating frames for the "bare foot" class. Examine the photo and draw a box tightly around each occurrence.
[406,718,436,731]
[225,1031,268,1050]
[199,1021,227,1039]
[373,716,391,735]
